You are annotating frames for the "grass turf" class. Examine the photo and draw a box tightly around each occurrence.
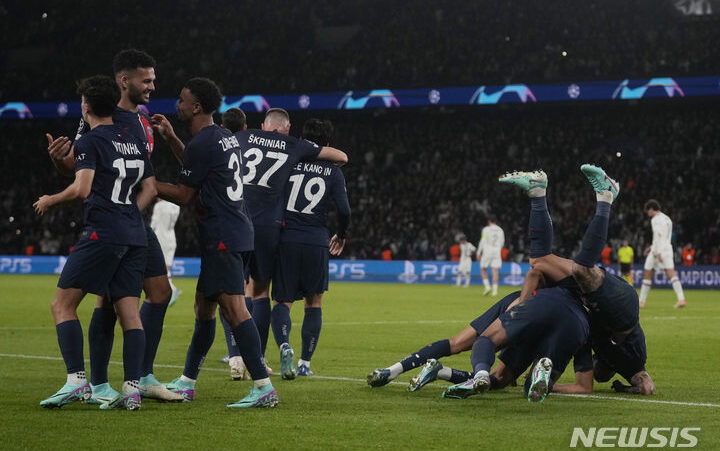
[1,274,719,450]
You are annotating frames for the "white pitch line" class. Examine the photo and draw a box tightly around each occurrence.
[1,352,719,409]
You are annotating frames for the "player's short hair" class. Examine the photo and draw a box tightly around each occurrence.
[77,75,120,118]
[302,118,333,146]
[184,77,223,114]
[264,108,290,128]
[486,215,497,224]
[112,49,156,74]
[222,107,246,133]
[644,199,661,212]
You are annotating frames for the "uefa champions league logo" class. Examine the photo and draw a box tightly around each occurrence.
[219,95,271,113]
[470,85,537,104]
[0,102,32,119]
[337,90,400,109]
[612,78,685,100]
[298,95,311,109]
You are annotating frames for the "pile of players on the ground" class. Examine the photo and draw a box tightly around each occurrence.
[35,49,656,411]
[368,168,657,402]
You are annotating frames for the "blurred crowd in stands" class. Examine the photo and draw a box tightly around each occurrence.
[1,0,719,101]
[2,102,719,264]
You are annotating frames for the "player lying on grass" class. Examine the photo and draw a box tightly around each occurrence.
[35,75,156,410]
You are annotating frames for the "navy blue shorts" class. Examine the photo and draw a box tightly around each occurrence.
[272,242,329,302]
[58,239,146,301]
[469,291,520,334]
[498,287,589,382]
[197,250,248,299]
[144,225,168,278]
[583,272,639,334]
[591,323,647,383]
[248,225,281,282]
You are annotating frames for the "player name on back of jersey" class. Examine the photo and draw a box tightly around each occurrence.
[247,133,287,150]
[294,162,332,176]
[218,135,240,151]
[111,140,142,156]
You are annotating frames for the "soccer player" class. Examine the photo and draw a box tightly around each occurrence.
[46,49,182,403]
[150,199,182,305]
[36,75,155,410]
[455,234,476,287]
[639,200,686,308]
[155,77,277,408]
[476,217,505,296]
[269,118,351,379]
[235,108,348,369]
[618,240,634,285]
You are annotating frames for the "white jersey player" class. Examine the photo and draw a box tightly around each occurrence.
[639,199,686,308]
[455,235,476,287]
[150,199,182,305]
[476,219,505,296]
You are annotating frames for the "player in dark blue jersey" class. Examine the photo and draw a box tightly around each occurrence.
[45,50,182,403]
[35,75,156,410]
[154,78,277,408]
[269,119,351,379]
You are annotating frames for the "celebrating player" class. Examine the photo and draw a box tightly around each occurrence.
[269,118,351,378]
[639,200,686,308]
[46,49,182,403]
[477,217,505,296]
[36,75,155,410]
[155,77,277,408]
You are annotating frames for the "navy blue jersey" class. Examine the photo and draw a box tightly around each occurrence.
[179,124,253,253]
[76,107,155,155]
[73,124,152,246]
[235,129,321,226]
[281,160,351,247]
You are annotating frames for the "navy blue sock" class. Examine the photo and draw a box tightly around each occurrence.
[139,302,167,376]
[182,318,216,379]
[470,336,495,373]
[122,328,145,381]
[89,308,116,385]
[245,296,254,315]
[574,202,611,267]
[56,320,85,374]
[449,368,474,384]
[251,297,271,354]
[270,303,291,348]
[529,196,553,258]
[232,318,268,380]
[400,339,451,372]
[300,307,322,361]
[220,310,240,357]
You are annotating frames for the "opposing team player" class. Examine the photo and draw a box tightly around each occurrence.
[270,119,351,379]
[36,75,155,410]
[455,234,476,287]
[155,77,277,408]
[639,200,686,308]
[150,199,182,305]
[476,217,505,296]
[46,49,182,403]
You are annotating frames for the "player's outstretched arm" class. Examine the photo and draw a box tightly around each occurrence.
[552,370,594,394]
[136,176,158,211]
[504,267,546,311]
[152,114,185,164]
[317,146,348,166]
[46,133,76,177]
[33,168,94,215]
[156,181,196,207]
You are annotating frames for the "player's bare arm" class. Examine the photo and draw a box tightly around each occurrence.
[33,168,94,215]
[505,267,546,311]
[317,146,348,166]
[151,114,185,164]
[136,176,158,211]
[156,181,196,207]
[552,370,594,394]
[46,133,75,177]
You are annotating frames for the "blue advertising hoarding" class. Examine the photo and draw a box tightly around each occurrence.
[2,255,719,289]
[1,75,719,119]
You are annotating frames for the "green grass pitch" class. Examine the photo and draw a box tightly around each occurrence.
[1,274,719,450]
